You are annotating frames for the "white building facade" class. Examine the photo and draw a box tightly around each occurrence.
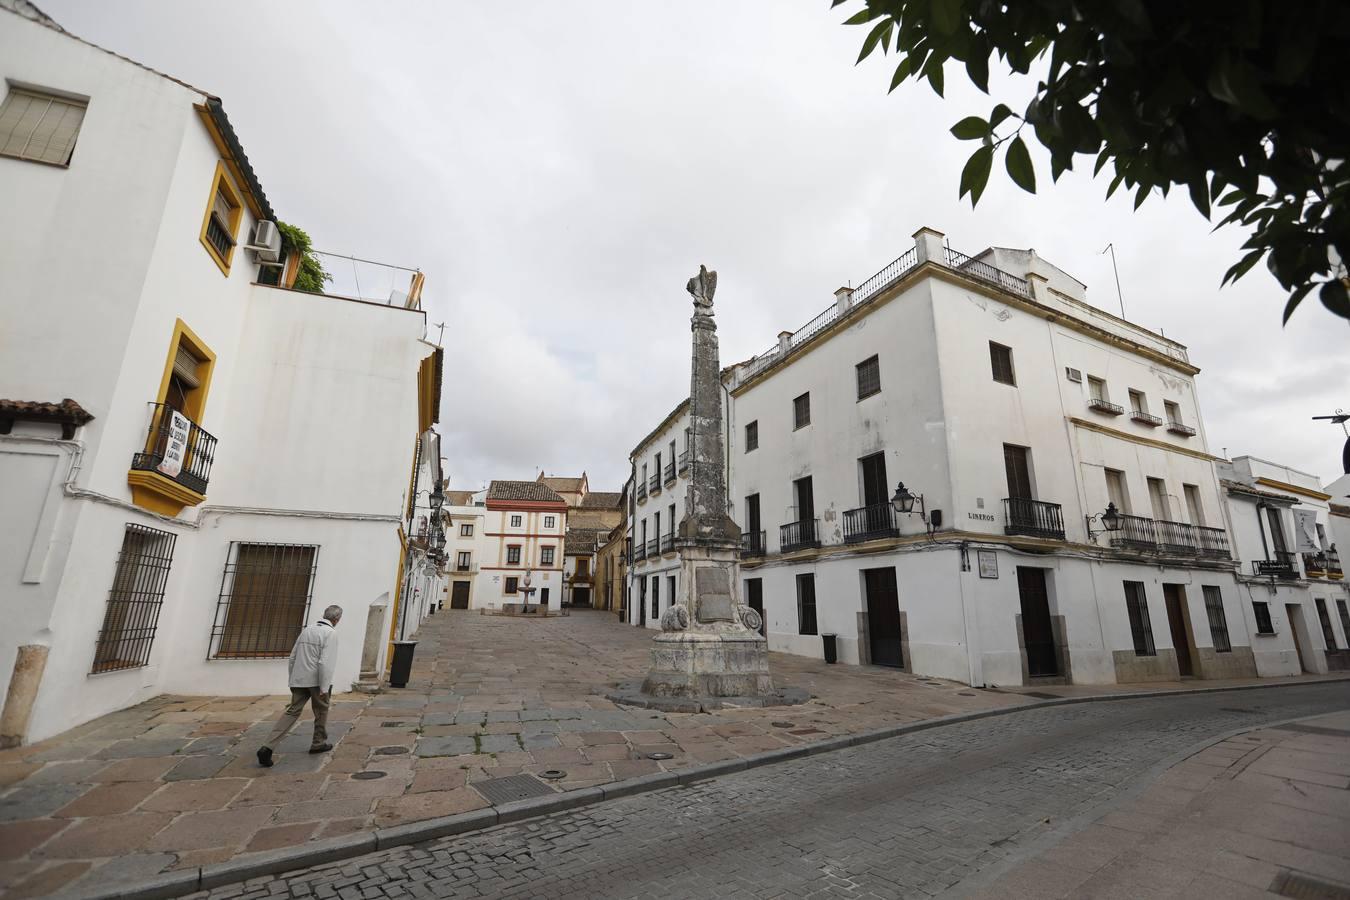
[1219,456,1349,675]
[471,481,568,612]
[626,227,1271,688]
[0,7,436,745]
[628,404,695,629]
[443,492,490,610]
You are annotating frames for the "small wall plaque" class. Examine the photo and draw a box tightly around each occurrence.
[977,550,998,579]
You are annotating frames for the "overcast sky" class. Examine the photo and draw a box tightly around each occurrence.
[41,1,1348,491]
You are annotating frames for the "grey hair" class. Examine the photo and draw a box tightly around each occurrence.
[323,604,344,623]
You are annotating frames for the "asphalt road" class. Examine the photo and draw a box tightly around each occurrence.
[194,682,1350,900]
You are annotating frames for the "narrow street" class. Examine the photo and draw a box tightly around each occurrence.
[192,682,1350,899]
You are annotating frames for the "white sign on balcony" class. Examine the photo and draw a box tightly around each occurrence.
[157,410,190,479]
[1293,509,1318,553]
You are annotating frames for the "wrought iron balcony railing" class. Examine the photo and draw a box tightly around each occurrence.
[1130,410,1163,427]
[664,462,676,484]
[646,538,660,558]
[1003,497,1066,540]
[677,450,689,474]
[130,402,218,495]
[636,481,647,502]
[1303,550,1344,579]
[780,518,821,553]
[1167,420,1197,437]
[660,534,675,554]
[1088,398,1124,416]
[633,543,646,562]
[1253,550,1298,578]
[741,530,767,558]
[843,502,901,543]
[1109,514,1231,558]
[649,473,661,494]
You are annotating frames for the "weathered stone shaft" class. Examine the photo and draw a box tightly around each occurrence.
[683,314,734,542]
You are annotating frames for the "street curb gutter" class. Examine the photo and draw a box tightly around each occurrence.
[85,675,1350,900]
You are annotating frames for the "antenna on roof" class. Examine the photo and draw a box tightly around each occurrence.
[1100,243,1126,319]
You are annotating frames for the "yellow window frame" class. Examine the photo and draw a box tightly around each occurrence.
[199,160,243,276]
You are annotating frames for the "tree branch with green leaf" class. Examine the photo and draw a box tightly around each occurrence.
[839,0,1350,322]
[276,221,332,294]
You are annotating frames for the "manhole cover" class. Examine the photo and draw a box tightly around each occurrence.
[647,752,673,760]
[770,722,795,728]
[539,769,567,780]
[474,773,556,803]
[374,746,408,755]
[352,771,386,780]
[380,721,407,728]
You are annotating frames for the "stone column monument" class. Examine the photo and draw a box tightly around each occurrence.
[633,266,782,705]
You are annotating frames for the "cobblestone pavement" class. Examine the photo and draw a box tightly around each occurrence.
[969,708,1350,898]
[186,682,1349,900]
[0,609,1033,896]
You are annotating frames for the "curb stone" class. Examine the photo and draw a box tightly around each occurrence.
[83,674,1350,900]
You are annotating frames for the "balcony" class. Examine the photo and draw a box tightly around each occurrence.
[1109,514,1231,559]
[453,562,479,574]
[1130,410,1163,427]
[660,534,675,554]
[1253,550,1298,578]
[649,473,662,495]
[677,450,689,474]
[1303,550,1344,580]
[664,461,676,485]
[128,402,218,515]
[636,481,647,502]
[780,518,821,553]
[741,530,767,558]
[646,538,660,558]
[1003,498,1065,540]
[633,543,646,562]
[843,502,901,543]
[1167,420,1197,437]
[1088,398,1124,416]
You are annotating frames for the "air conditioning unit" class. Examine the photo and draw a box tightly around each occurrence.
[246,220,282,264]
[1065,367,1083,383]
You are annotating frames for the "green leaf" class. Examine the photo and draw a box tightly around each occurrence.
[959,145,994,206]
[1106,171,1126,199]
[1217,189,1245,207]
[1005,135,1036,193]
[965,50,989,92]
[1133,182,1150,210]
[989,103,1014,129]
[1187,178,1211,220]
[925,58,945,96]
[930,0,962,36]
[1320,280,1350,319]
[857,19,893,64]
[1222,248,1265,286]
[1093,148,1111,176]
[843,8,881,25]
[1281,283,1315,324]
[887,56,914,92]
[950,116,989,140]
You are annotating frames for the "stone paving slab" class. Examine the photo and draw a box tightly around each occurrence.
[0,608,1344,897]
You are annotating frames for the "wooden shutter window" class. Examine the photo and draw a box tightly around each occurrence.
[172,346,203,389]
[0,88,87,165]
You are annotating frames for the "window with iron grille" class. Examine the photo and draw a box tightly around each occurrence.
[745,420,758,452]
[209,543,318,659]
[856,355,881,399]
[505,576,518,594]
[989,342,1016,385]
[91,524,177,674]
[507,545,521,565]
[1252,600,1275,634]
[1202,585,1231,653]
[540,546,555,566]
[460,523,473,536]
[1123,581,1155,656]
[793,393,811,430]
[1315,598,1338,650]
[796,573,818,635]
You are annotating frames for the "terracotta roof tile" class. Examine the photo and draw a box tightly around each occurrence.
[580,491,623,509]
[488,480,565,503]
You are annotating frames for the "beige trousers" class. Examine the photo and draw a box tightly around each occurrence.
[264,686,330,749]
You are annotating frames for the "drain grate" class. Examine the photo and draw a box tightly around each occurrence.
[352,771,386,780]
[380,721,408,728]
[475,773,556,803]
[1270,868,1350,899]
[374,746,409,755]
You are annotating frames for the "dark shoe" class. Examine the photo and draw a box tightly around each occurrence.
[308,743,333,754]
[257,746,274,768]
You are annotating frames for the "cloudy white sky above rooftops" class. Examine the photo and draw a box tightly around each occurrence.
[41,1,1348,491]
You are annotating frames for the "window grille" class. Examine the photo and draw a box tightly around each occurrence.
[1202,586,1231,653]
[797,574,818,635]
[1252,601,1275,635]
[1123,581,1155,655]
[1315,598,1338,650]
[793,393,811,429]
[989,342,1015,385]
[505,577,518,594]
[209,542,318,658]
[0,87,87,165]
[856,355,881,398]
[91,524,177,674]
[745,420,758,452]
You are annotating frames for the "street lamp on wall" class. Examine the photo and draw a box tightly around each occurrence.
[1086,502,1123,541]
[891,481,936,533]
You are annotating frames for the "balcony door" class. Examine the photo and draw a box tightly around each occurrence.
[746,493,761,552]
[860,453,888,506]
[1147,477,1171,521]
[794,476,815,522]
[1003,445,1032,500]
[1266,508,1289,555]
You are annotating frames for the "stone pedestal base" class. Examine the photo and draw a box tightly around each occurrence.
[642,631,774,698]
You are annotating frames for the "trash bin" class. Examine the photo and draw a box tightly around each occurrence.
[822,633,838,664]
[390,640,418,688]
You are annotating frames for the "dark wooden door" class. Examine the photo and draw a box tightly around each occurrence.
[539,588,549,608]
[745,578,765,635]
[638,578,646,626]
[746,494,761,534]
[860,453,888,506]
[1004,445,1033,499]
[573,587,591,608]
[1017,567,1058,676]
[864,567,903,667]
[449,582,470,609]
[795,476,815,522]
[1163,584,1193,676]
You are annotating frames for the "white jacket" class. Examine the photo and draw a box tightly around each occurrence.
[288,620,338,690]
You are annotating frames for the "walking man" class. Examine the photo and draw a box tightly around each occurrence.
[257,604,342,767]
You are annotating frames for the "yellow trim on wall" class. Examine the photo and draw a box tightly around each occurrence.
[1253,477,1332,502]
[199,160,244,276]
[193,105,264,219]
[1067,417,1218,462]
[153,318,217,422]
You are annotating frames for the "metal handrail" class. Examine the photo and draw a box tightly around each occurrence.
[660,534,674,554]
[677,450,689,473]
[664,462,676,484]
[1088,398,1125,416]
[1003,497,1065,540]
[1130,410,1163,426]
[780,519,821,552]
[944,247,1031,297]
[1167,420,1197,436]
[843,503,900,543]
[741,530,767,557]
[130,402,218,495]
[1108,513,1231,559]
